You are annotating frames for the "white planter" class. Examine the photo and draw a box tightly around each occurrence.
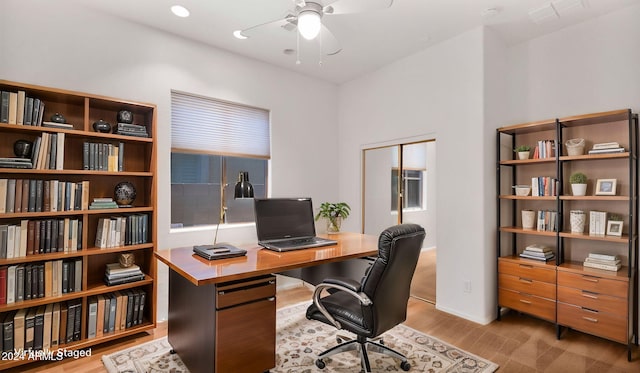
[521,210,536,230]
[517,151,530,160]
[571,183,587,196]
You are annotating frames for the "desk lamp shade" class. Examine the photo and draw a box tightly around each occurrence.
[234,171,254,199]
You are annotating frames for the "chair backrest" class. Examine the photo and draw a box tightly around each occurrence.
[361,223,425,336]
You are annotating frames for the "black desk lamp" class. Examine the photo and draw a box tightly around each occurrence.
[210,171,254,251]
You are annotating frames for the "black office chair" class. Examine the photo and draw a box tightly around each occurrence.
[306,223,426,373]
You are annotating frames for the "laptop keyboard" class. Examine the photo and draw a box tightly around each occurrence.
[260,237,336,251]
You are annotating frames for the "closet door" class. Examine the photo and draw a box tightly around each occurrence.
[363,145,401,235]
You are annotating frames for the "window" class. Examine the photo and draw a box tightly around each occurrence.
[391,169,424,211]
[170,91,270,228]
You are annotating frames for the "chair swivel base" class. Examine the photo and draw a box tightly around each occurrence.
[315,334,411,373]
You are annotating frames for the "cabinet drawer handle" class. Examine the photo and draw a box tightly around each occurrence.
[269,280,276,285]
[268,297,275,301]
[581,291,599,299]
[582,275,600,283]
[583,316,599,323]
[519,278,533,283]
[519,299,532,304]
[519,264,533,269]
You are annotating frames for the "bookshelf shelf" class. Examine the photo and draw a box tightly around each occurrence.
[0,80,157,369]
[496,109,638,361]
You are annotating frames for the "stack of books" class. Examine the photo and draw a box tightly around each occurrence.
[0,157,33,169]
[104,263,144,286]
[583,253,621,271]
[588,142,625,155]
[89,198,118,210]
[519,244,555,261]
[114,123,148,138]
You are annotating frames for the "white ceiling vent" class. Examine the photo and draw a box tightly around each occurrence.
[529,3,559,24]
[529,0,585,24]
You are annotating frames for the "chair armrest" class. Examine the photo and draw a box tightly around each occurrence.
[312,280,372,329]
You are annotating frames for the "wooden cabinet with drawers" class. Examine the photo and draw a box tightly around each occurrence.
[498,257,556,322]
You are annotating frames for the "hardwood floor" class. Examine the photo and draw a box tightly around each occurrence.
[8,284,640,373]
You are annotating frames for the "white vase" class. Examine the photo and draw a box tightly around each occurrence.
[521,210,536,230]
[517,151,530,160]
[571,183,587,196]
[570,210,586,233]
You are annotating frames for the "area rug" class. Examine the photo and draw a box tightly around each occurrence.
[102,302,498,373]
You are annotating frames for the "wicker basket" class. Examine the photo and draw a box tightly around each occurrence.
[565,138,585,156]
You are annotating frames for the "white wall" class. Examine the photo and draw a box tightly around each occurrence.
[0,0,340,321]
[338,28,491,323]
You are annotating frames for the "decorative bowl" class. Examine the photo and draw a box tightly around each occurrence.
[93,119,112,133]
[13,139,32,158]
[513,185,531,196]
[114,181,137,207]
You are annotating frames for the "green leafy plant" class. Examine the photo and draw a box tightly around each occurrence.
[608,214,623,221]
[315,202,351,232]
[569,172,587,184]
[514,145,531,152]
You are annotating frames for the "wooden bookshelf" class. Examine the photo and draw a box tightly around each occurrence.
[0,80,156,369]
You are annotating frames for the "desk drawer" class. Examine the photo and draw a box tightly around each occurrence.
[499,260,556,283]
[499,273,556,300]
[216,275,276,309]
[557,271,627,298]
[557,302,627,344]
[499,288,556,322]
[557,286,626,317]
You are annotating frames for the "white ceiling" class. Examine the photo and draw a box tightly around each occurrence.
[73,0,639,84]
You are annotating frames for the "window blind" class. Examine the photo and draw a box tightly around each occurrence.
[171,90,270,159]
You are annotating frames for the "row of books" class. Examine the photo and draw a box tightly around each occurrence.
[0,218,82,259]
[536,210,558,232]
[104,263,145,286]
[114,122,149,138]
[82,142,124,172]
[87,289,147,339]
[0,90,45,126]
[588,211,608,236]
[30,132,65,170]
[0,259,82,305]
[588,142,625,155]
[0,300,82,354]
[95,214,149,248]
[583,253,621,272]
[519,244,555,262]
[531,176,559,196]
[0,179,90,214]
[532,139,557,159]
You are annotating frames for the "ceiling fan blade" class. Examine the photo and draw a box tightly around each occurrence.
[323,0,393,15]
[236,15,296,39]
[318,24,342,55]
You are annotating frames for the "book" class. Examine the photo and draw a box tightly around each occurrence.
[588,147,625,154]
[2,310,16,353]
[16,91,25,125]
[0,266,6,304]
[51,303,60,348]
[584,257,621,266]
[104,273,145,286]
[13,308,27,351]
[96,294,106,338]
[42,121,73,129]
[25,308,36,349]
[105,263,141,275]
[583,261,621,271]
[43,303,53,350]
[0,91,8,123]
[59,302,68,345]
[588,253,618,261]
[592,142,620,149]
[7,92,17,124]
[87,296,98,339]
[34,305,45,350]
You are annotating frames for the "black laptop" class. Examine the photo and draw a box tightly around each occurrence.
[254,198,338,252]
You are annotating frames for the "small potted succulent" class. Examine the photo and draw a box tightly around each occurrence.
[569,172,587,196]
[514,145,531,160]
[315,202,351,233]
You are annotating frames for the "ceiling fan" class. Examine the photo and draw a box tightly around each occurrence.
[233,0,394,57]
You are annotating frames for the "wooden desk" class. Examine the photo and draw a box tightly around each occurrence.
[155,232,378,373]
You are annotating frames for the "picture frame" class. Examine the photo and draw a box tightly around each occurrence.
[595,178,617,196]
[607,220,623,236]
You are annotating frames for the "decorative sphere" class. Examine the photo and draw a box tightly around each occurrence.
[118,252,135,267]
[13,139,32,158]
[93,119,112,133]
[114,181,136,206]
[117,110,133,124]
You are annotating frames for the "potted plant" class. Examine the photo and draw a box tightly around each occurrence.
[569,172,587,196]
[514,145,531,160]
[315,202,351,233]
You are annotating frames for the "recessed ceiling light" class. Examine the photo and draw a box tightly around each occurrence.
[171,5,190,18]
[233,30,248,40]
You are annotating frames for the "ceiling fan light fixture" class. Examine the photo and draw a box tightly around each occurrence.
[298,10,321,40]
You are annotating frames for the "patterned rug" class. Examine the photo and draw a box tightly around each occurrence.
[102,302,498,373]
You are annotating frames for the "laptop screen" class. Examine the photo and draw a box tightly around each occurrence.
[254,198,316,241]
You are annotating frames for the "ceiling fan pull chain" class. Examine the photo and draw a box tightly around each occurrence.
[318,28,323,66]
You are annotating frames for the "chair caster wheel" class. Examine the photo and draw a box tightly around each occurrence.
[336,336,343,343]
[400,361,411,371]
[169,349,176,354]
[379,339,385,345]
[315,359,326,369]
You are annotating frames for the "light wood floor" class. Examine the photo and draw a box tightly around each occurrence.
[9,284,640,373]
